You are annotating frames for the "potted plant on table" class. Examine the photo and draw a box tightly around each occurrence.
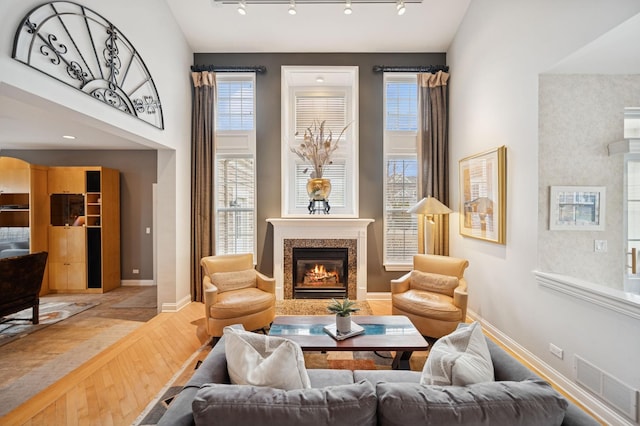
[327,298,360,334]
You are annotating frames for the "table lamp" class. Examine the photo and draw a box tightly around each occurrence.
[408,196,453,254]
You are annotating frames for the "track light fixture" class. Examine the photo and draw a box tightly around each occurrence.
[344,0,352,15]
[237,0,247,14]
[288,0,297,14]
[396,0,405,15]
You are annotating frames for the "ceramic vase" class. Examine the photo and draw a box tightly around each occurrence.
[335,314,351,334]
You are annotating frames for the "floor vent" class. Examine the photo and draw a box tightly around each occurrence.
[575,355,638,421]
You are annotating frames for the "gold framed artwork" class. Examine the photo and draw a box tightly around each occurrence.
[549,186,605,231]
[459,146,507,244]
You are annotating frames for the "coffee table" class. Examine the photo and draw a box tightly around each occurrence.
[269,315,428,370]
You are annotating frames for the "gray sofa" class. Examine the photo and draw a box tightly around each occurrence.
[158,329,599,426]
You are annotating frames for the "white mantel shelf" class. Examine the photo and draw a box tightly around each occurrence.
[267,218,374,300]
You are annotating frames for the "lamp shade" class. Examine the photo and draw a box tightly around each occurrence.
[407,197,452,215]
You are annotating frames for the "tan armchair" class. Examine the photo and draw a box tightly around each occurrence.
[201,253,276,338]
[391,254,469,338]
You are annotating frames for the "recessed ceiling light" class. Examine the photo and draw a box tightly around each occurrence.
[62,135,76,140]
[316,76,324,83]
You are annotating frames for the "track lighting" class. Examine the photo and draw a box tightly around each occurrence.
[396,0,405,15]
[344,0,352,15]
[237,0,247,15]
[288,0,297,15]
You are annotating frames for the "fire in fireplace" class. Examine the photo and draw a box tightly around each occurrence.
[293,247,348,299]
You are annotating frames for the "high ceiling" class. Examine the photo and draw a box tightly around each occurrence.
[165,0,472,53]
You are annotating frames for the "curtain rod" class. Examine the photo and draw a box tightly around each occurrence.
[190,65,267,73]
[373,65,449,73]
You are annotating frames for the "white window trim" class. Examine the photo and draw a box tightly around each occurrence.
[215,73,257,261]
[383,73,418,271]
[281,66,359,218]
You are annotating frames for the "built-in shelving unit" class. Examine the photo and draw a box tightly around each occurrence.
[48,166,120,294]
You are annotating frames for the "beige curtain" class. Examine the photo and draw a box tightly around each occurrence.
[418,71,450,255]
[190,71,216,302]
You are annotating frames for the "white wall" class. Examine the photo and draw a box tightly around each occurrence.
[0,0,194,309]
[448,0,640,422]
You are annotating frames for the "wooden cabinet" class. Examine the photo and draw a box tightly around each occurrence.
[48,226,86,291]
[0,157,30,193]
[47,166,120,293]
[48,167,85,194]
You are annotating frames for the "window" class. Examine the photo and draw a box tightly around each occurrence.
[215,74,256,258]
[281,66,359,217]
[383,74,419,269]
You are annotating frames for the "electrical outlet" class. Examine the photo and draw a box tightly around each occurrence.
[133,269,139,274]
[594,240,607,253]
[146,227,151,234]
[549,343,564,359]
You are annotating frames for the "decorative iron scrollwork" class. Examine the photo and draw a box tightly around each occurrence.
[12,1,164,129]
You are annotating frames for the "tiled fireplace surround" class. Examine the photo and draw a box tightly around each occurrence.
[267,218,374,300]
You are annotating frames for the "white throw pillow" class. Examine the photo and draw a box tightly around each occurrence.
[420,322,494,386]
[223,326,311,390]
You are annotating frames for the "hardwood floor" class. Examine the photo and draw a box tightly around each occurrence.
[1,296,598,425]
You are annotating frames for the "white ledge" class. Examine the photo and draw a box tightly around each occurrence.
[533,270,640,320]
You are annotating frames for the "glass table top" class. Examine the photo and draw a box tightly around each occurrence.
[269,323,418,337]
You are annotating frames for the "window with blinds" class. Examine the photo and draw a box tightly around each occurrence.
[385,158,418,263]
[386,81,418,132]
[217,80,254,131]
[295,95,347,137]
[383,74,419,267]
[215,74,256,257]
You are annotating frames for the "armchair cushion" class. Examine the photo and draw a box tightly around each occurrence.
[421,322,494,386]
[210,269,256,292]
[209,288,275,320]
[223,326,311,390]
[410,270,459,296]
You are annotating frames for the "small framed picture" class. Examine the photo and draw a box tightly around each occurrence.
[549,186,606,231]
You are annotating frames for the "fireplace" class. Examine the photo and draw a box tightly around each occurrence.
[293,248,348,299]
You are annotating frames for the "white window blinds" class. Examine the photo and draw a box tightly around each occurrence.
[217,80,254,131]
[385,81,418,132]
[215,157,255,255]
[385,158,418,262]
[295,95,347,137]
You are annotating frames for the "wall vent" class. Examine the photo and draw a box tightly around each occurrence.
[575,355,638,421]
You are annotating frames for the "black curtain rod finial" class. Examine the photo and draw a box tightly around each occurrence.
[190,64,266,73]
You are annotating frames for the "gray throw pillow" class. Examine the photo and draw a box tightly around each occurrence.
[377,379,568,426]
[192,379,377,426]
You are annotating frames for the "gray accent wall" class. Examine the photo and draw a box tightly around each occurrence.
[3,149,157,281]
[195,52,446,292]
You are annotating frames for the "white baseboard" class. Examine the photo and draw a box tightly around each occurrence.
[161,294,191,313]
[121,280,155,286]
[467,309,633,426]
[366,292,391,300]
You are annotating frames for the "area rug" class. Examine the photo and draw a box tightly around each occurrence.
[304,350,394,370]
[275,299,372,316]
[0,301,98,347]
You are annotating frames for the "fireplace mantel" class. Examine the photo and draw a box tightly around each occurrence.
[267,218,374,300]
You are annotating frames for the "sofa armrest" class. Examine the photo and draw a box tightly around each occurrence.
[390,272,411,294]
[255,271,276,294]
